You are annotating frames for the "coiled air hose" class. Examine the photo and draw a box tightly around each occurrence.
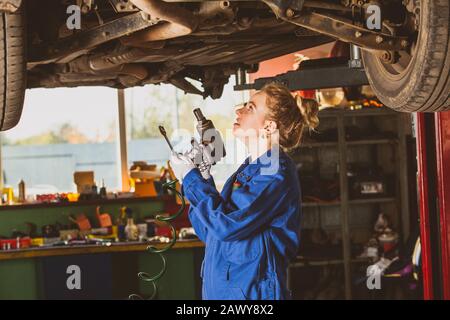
[129,179,185,300]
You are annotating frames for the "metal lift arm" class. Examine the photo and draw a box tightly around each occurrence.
[234,57,369,92]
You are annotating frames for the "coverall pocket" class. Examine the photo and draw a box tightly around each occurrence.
[223,237,261,264]
[227,280,274,300]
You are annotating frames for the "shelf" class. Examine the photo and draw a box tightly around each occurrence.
[301,141,337,148]
[290,258,343,267]
[298,139,397,149]
[0,240,204,261]
[346,139,398,146]
[302,201,340,207]
[349,197,396,205]
[302,197,396,208]
[318,107,397,118]
[343,109,397,117]
[289,257,372,268]
[0,195,173,212]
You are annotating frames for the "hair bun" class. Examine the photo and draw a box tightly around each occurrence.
[261,82,319,150]
[295,95,319,130]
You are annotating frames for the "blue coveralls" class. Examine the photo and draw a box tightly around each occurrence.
[182,148,301,300]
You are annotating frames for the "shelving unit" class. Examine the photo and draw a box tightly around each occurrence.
[346,139,398,146]
[290,257,372,268]
[302,142,338,148]
[288,107,409,300]
[302,197,396,208]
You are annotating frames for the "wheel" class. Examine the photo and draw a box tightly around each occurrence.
[362,0,450,112]
[0,6,26,131]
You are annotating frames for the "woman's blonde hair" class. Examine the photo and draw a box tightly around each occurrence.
[260,82,319,150]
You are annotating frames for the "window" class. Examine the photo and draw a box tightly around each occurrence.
[125,79,248,190]
[0,79,249,197]
[1,87,120,195]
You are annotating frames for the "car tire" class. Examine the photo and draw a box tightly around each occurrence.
[0,6,26,131]
[362,0,449,112]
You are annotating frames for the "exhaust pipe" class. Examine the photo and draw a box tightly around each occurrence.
[66,55,149,83]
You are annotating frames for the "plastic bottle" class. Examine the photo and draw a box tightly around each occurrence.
[124,208,138,241]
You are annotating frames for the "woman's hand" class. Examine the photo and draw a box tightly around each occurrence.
[187,140,213,180]
[169,151,196,182]
[198,144,213,180]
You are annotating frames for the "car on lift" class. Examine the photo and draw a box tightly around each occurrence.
[0,0,448,130]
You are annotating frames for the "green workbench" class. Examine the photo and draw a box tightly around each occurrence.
[0,196,204,300]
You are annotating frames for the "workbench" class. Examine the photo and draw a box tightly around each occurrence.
[0,196,204,300]
[0,240,204,261]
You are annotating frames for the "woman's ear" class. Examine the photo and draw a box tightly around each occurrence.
[263,120,277,135]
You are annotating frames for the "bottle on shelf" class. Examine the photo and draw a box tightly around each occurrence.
[124,207,138,241]
[99,179,107,199]
[117,206,127,241]
[18,179,26,203]
[92,182,98,197]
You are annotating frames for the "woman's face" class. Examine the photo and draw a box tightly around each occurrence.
[233,91,268,139]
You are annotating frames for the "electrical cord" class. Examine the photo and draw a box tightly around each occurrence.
[129,179,185,300]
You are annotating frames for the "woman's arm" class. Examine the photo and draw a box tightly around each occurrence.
[188,207,208,242]
[185,175,216,243]
[182,168,289,242]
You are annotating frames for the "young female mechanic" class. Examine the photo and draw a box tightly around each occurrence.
[170,83,319,300]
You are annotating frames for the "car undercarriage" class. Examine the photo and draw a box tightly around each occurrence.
[0,0,448,130]
[23,0,414,98]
